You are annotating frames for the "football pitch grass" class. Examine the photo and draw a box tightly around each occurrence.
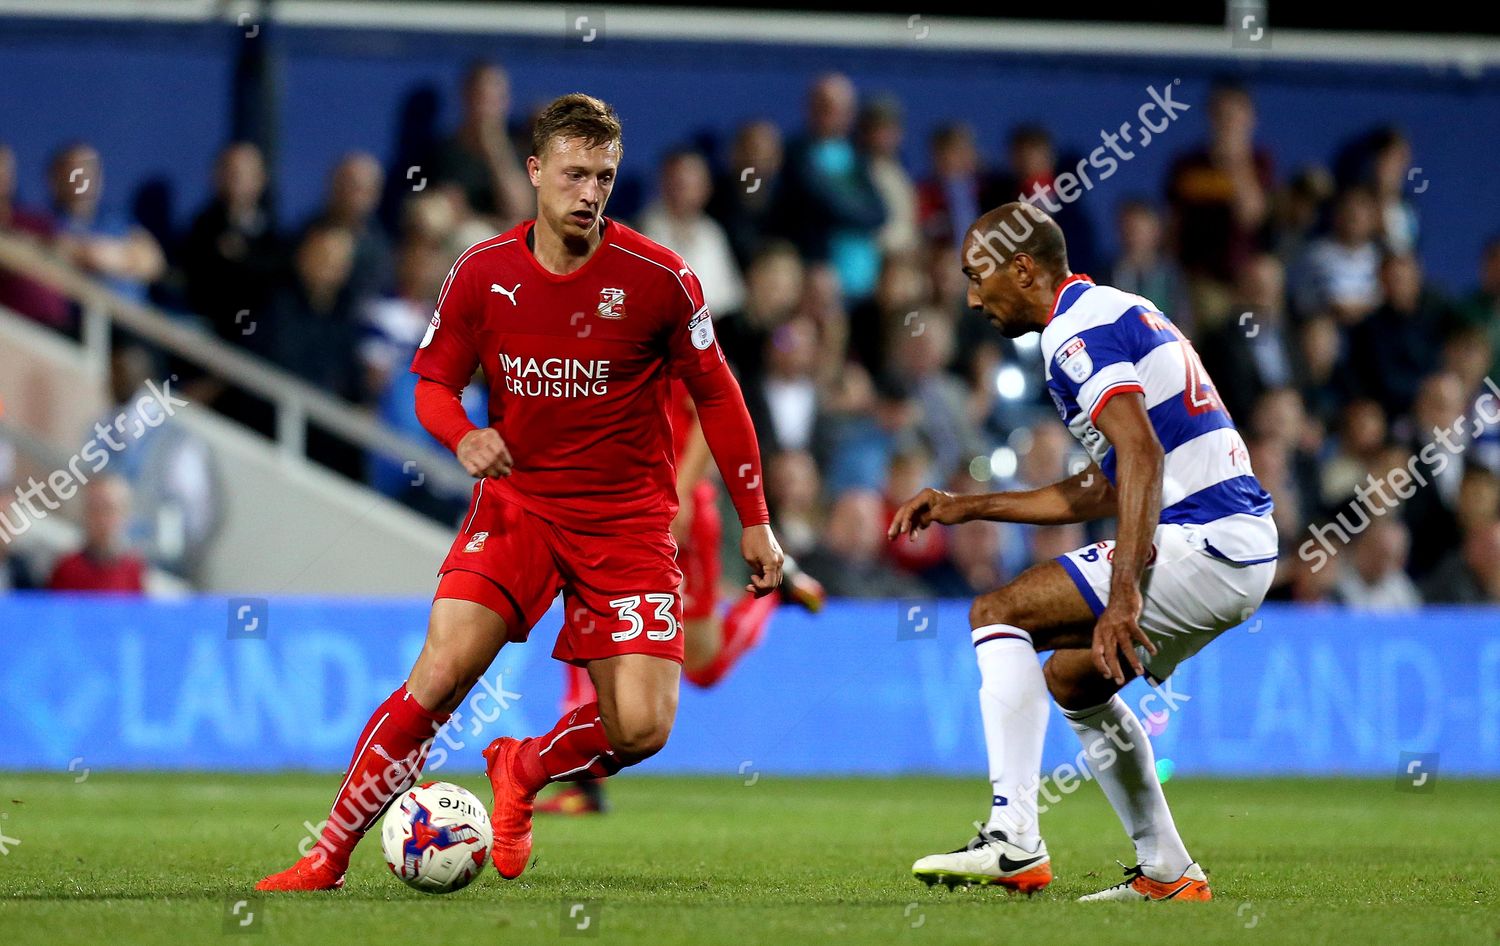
[0,773,1495,945]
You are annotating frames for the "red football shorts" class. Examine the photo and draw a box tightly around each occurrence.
[678,480,722,622]
[435,481,685,665]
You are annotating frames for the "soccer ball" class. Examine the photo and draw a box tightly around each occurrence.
[380,781,492,893]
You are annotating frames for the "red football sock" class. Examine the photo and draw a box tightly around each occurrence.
[685,592,778,688]
[514,701,621,793]
[562,663,596,714]
[311,684,448,872]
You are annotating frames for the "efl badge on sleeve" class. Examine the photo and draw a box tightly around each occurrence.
[1057,336,1092,383]
[688,307,715,350]
[597,287,627,320]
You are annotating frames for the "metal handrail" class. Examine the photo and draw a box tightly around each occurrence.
[0,231,475,494]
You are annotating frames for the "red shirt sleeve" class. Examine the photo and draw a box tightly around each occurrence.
[661,263,726,380]
[682,360,769,528]
[410,249,482,389]
[415,378,477,454]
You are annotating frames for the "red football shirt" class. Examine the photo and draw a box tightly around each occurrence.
[411,219,726,535]
[48,550,146,593]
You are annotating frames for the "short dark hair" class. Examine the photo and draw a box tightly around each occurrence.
[531,93,622,160]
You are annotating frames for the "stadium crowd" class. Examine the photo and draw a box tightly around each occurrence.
[1,65,1498,606]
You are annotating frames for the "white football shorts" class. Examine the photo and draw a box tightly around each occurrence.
[1055,521,1276,683]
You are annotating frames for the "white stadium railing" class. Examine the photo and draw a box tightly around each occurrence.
[0,231,474,497]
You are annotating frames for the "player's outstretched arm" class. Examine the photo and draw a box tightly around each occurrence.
[886,465,1116,540]
[681,362,783,596]
[1089,392,1163,684]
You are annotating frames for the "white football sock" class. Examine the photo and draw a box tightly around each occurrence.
[971,624,1049,851]
[1063,694,1192,881]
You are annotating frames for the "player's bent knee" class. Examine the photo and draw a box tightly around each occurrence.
[1043,652,1118,710]
[607,716,673,762]
[408,658,481,715]
[969,592,1020,632]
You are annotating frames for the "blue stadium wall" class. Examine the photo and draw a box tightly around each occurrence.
[0,17,1498,289]
[2,596,1497,777]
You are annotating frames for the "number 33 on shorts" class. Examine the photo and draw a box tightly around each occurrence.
[608,593,680,642]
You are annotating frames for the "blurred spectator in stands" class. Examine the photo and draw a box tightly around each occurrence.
[1319,399,1388,513]
[403,183,499,262]
[47,143,165,303]
[0,143,70,330]
[765,448,821,559]
[1281,532,1339,605]
[741,316,824,459]
[917,123,985,249]
[1200,254,1301,420]
[796,263,852,382]
[1399,371,1469,579]
[1249,436,1304,551]
[717,240,803,382]
[799,489,925,597]
[822,369,920,499]
[48,475,145,593]
[1297,315,1344,426]
[427,61,532,229]
[1333,127,1417,253]
[858,96,919,257]
[991,124,1098,275]
[1291,186,1381,324]
[1250,388,1321,526]
[267,225,366,476]
[0,444,38,592]
[0,530,36,591]
[1455,236,1500,378]
[946,518,1007,596]
[1165,82,1272,328]
[1421,520,1500,605]
[1456,466,1500,537]
[771,73,885,302]
[1269,166,1333,266]
[267,223,360,397]
[639,150,744,314]
[884,445,948,581]
[308,152,392,307]
[1332,518,1420,610]
[708,119,783,268]
[848,251,927,376]
[181,142,283,346]
[1344,252,1449,420]
[1109,199,1190,334]
[101,344,220,581]
[1013,421,1086,559]
[361,240,482,517]
[888,311,983,481]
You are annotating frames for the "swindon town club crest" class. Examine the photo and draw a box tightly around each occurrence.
[596,287,627,320]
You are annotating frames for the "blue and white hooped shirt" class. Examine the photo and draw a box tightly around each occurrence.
[1040,274,1278,566]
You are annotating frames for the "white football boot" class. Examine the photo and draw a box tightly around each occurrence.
[911,828,1052,893]
[1077,861,1212,902]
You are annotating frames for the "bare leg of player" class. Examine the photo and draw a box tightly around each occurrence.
[255,598,508,891]
[1046,650,1209,902]
[483,654,679,879]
